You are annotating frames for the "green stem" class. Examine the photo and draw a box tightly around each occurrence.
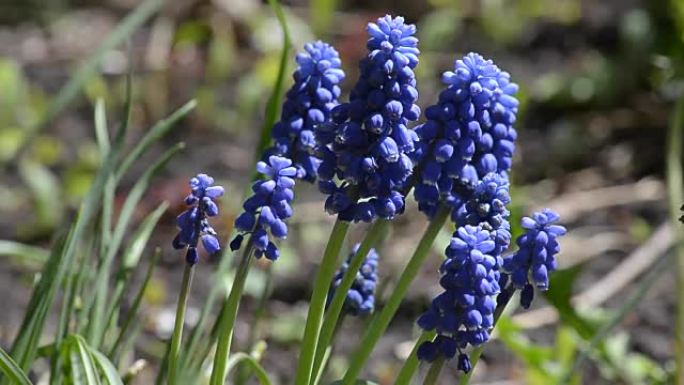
[669,95,684,385]
[293,219,351,385]
[423,356,445,385]
[209,241,255,385]
[310,219,390,384]
[312,312,347,385]
[167,263,195,385]
[394,331,437,385]
[458,285,515,385]
[341,205,450,385]
[236,265,274,385]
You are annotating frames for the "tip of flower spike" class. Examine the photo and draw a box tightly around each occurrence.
[502,208,566,307]
[173,173,224,264]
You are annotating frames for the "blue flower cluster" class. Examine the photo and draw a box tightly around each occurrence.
[416,226,501,367]
[315,15,420,222]
[413,53,518,217]
[451,173,512,256]
[173,174,224,264]
[327,243,379,316]
[232,156,296,261]
[502,209,566,308]
[269,41,346,182]
[414,53,523,371]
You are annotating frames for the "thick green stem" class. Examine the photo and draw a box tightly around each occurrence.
[394,331,436,385]
[294,219,350,385]
[168,263,195,385]
[670,95,684,385]
[423,356,445,385]
[341,205,450,385]
[310,219,390,384]
[209,242,255,385]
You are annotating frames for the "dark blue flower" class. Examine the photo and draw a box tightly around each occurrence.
[502,209,566,308]
[315,15,420,222]
[412,53,518,218]
[173,174,224,264]
[451,173,512,256]
[268,41,346,182]
[233,156,296,261]
[327,243,379,316]
[416,225,501,366]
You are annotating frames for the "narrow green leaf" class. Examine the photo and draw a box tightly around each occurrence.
[109,248,162,358]
[225,353,272,385]
[10,78,130,376]
[88,144,184,347]
[328,381,378,385]
[0,347,32,385]
[89,349,123,385]
[14,0,164,159]
[0,240,49,264]
[121,202,168,270]
[254,0,291,165]
[116,100,196,181]
[102,202,168,341]
[65,335,101,385]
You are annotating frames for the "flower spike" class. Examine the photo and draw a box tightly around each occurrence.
[268,41,345,182]
[173,173,224,264]
[233,156,296,261]
[315,15,421,222]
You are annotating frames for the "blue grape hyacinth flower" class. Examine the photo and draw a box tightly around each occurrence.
[315,15,420,222]
[413,53,518,218]
[173,174,224,264]
[327,243,379,316]
[269,41,346,182]
[416,225,501,365]
[232,156,296,261]
[502,209,566,308]
[451,173,512,256]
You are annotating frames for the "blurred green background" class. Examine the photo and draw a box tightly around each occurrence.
[0,0,682,384]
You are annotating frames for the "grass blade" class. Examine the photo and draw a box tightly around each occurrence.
[0,240,48,265]
[87,143,184,347]
[0,348,32,385]
[110,248,162,359]
[103,202,169,347]
[9,86,130,378]
[64,335,101,385]
[89,349,123,385]
[116,100,196,181]
[225,353,272,385]
[255,0,291,163]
